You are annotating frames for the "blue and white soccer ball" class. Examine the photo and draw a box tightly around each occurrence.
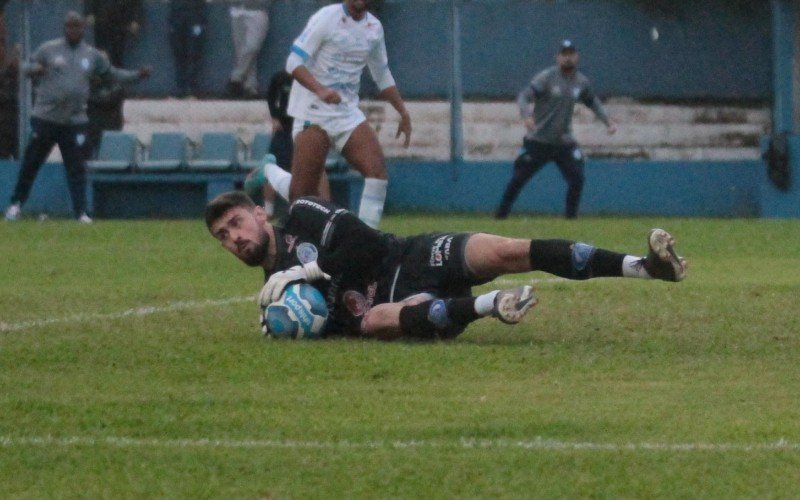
[262,283,329,339]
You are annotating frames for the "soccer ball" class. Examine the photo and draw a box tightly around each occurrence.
[262,283,329,339]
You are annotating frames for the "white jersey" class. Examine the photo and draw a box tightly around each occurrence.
[287,3,395,121]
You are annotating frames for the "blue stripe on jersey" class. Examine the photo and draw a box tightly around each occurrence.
[291,45,310,61]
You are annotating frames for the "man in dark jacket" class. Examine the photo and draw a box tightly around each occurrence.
[168,0,207,98]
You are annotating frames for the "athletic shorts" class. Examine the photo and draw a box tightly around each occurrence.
[386,232,494,304]
[292,107,367,153]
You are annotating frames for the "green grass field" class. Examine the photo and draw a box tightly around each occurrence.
[2,214,799,497]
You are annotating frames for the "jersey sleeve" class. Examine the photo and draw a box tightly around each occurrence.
[366,23,396,91]
[580,80,610,126]
[530,69,549,98]
[288,197,389,278]
[289,8,330,65]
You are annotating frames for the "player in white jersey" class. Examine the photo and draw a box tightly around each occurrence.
[277,0,411,229]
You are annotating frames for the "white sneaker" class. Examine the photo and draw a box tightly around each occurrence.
[492,285,538,324]
[78,213,93,224]
[4,203,20,221]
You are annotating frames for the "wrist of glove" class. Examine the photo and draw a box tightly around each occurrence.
[258,262,331,307]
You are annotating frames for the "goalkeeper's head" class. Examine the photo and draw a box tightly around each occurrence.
[206,191,272,267]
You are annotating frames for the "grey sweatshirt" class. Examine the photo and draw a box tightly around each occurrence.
[517,65,610,145]
[25,38,141,125]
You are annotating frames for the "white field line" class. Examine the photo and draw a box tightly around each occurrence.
[0,296,256,333]
[0,435,798,452]
[0,278,569,334]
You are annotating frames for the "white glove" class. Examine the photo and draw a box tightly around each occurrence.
[258,261,331,307]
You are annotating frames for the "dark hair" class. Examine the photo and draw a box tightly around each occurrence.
[204,191,256,230]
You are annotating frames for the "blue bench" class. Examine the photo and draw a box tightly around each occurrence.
[87,169,363,219]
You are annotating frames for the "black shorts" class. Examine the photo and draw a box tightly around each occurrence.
[385,232,493,303]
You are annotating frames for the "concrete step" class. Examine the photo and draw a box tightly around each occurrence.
[45,98,767,163]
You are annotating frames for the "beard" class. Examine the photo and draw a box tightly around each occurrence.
[239,230,270,267]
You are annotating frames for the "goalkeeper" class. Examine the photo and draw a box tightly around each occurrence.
[205,191,686,341]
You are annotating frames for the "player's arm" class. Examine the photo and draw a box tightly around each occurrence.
[285,9,340,104]
[97,50,151,83]
[22,45,47,77]
[367,31,411,147]
[580,83,617,134]
[516,86,535,130]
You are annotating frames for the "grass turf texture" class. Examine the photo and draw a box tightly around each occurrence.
[1,214,799,497]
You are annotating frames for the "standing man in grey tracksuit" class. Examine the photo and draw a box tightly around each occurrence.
[495,40,617,220]
[4,11,151,223]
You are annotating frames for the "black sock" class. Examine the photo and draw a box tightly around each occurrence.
[398,298,478,340]
[529,239,625,279]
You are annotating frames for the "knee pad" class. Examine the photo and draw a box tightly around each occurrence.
[570,242,596,280]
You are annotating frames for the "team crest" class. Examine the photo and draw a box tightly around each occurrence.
[76,134,86,146]
[81,58,90,70]
[572,87,581,99]
[296,242,318,264]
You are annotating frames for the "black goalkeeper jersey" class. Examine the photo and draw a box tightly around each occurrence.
[269,197,404,335]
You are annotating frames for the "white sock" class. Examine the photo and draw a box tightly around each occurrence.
[473,290,500,316]
[264,163,291,201]
[358,178,388,229]
[622,255,651,279]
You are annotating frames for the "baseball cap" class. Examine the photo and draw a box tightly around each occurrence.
[559,39,577,53]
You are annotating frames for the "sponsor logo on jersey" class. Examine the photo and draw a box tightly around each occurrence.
[295,199,331,215]
[296,242,319,264]
[429,235,454,267]
[343,282,377,317]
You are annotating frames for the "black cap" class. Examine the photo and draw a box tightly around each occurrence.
[559,39,577,53]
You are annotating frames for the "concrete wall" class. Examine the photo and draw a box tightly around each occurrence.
[3,0,771,100]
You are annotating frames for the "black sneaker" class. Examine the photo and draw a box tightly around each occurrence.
[643,228,687,282]
[492,285,537,324]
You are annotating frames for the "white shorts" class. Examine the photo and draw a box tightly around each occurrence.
[292,108,367,153]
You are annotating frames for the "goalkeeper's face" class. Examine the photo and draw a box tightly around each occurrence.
[210,206,271,267]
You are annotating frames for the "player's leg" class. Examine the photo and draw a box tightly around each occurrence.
[361,287,537,341]
[6,119,56,220]
[340,121,387,229]
[289,124,330,201]
[57,124,91,220]
[495,140,550,219]
[554,144,585,219]
[463,231,687,282]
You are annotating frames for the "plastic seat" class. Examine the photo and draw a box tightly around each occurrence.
[139,132,189,171]
[87,131,140,171]
[187,132,242,171]
[241,132,273,170]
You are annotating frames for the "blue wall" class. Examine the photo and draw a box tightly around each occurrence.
[386,159,762,217]
[1,159,765,218]
[3,0,772,100]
